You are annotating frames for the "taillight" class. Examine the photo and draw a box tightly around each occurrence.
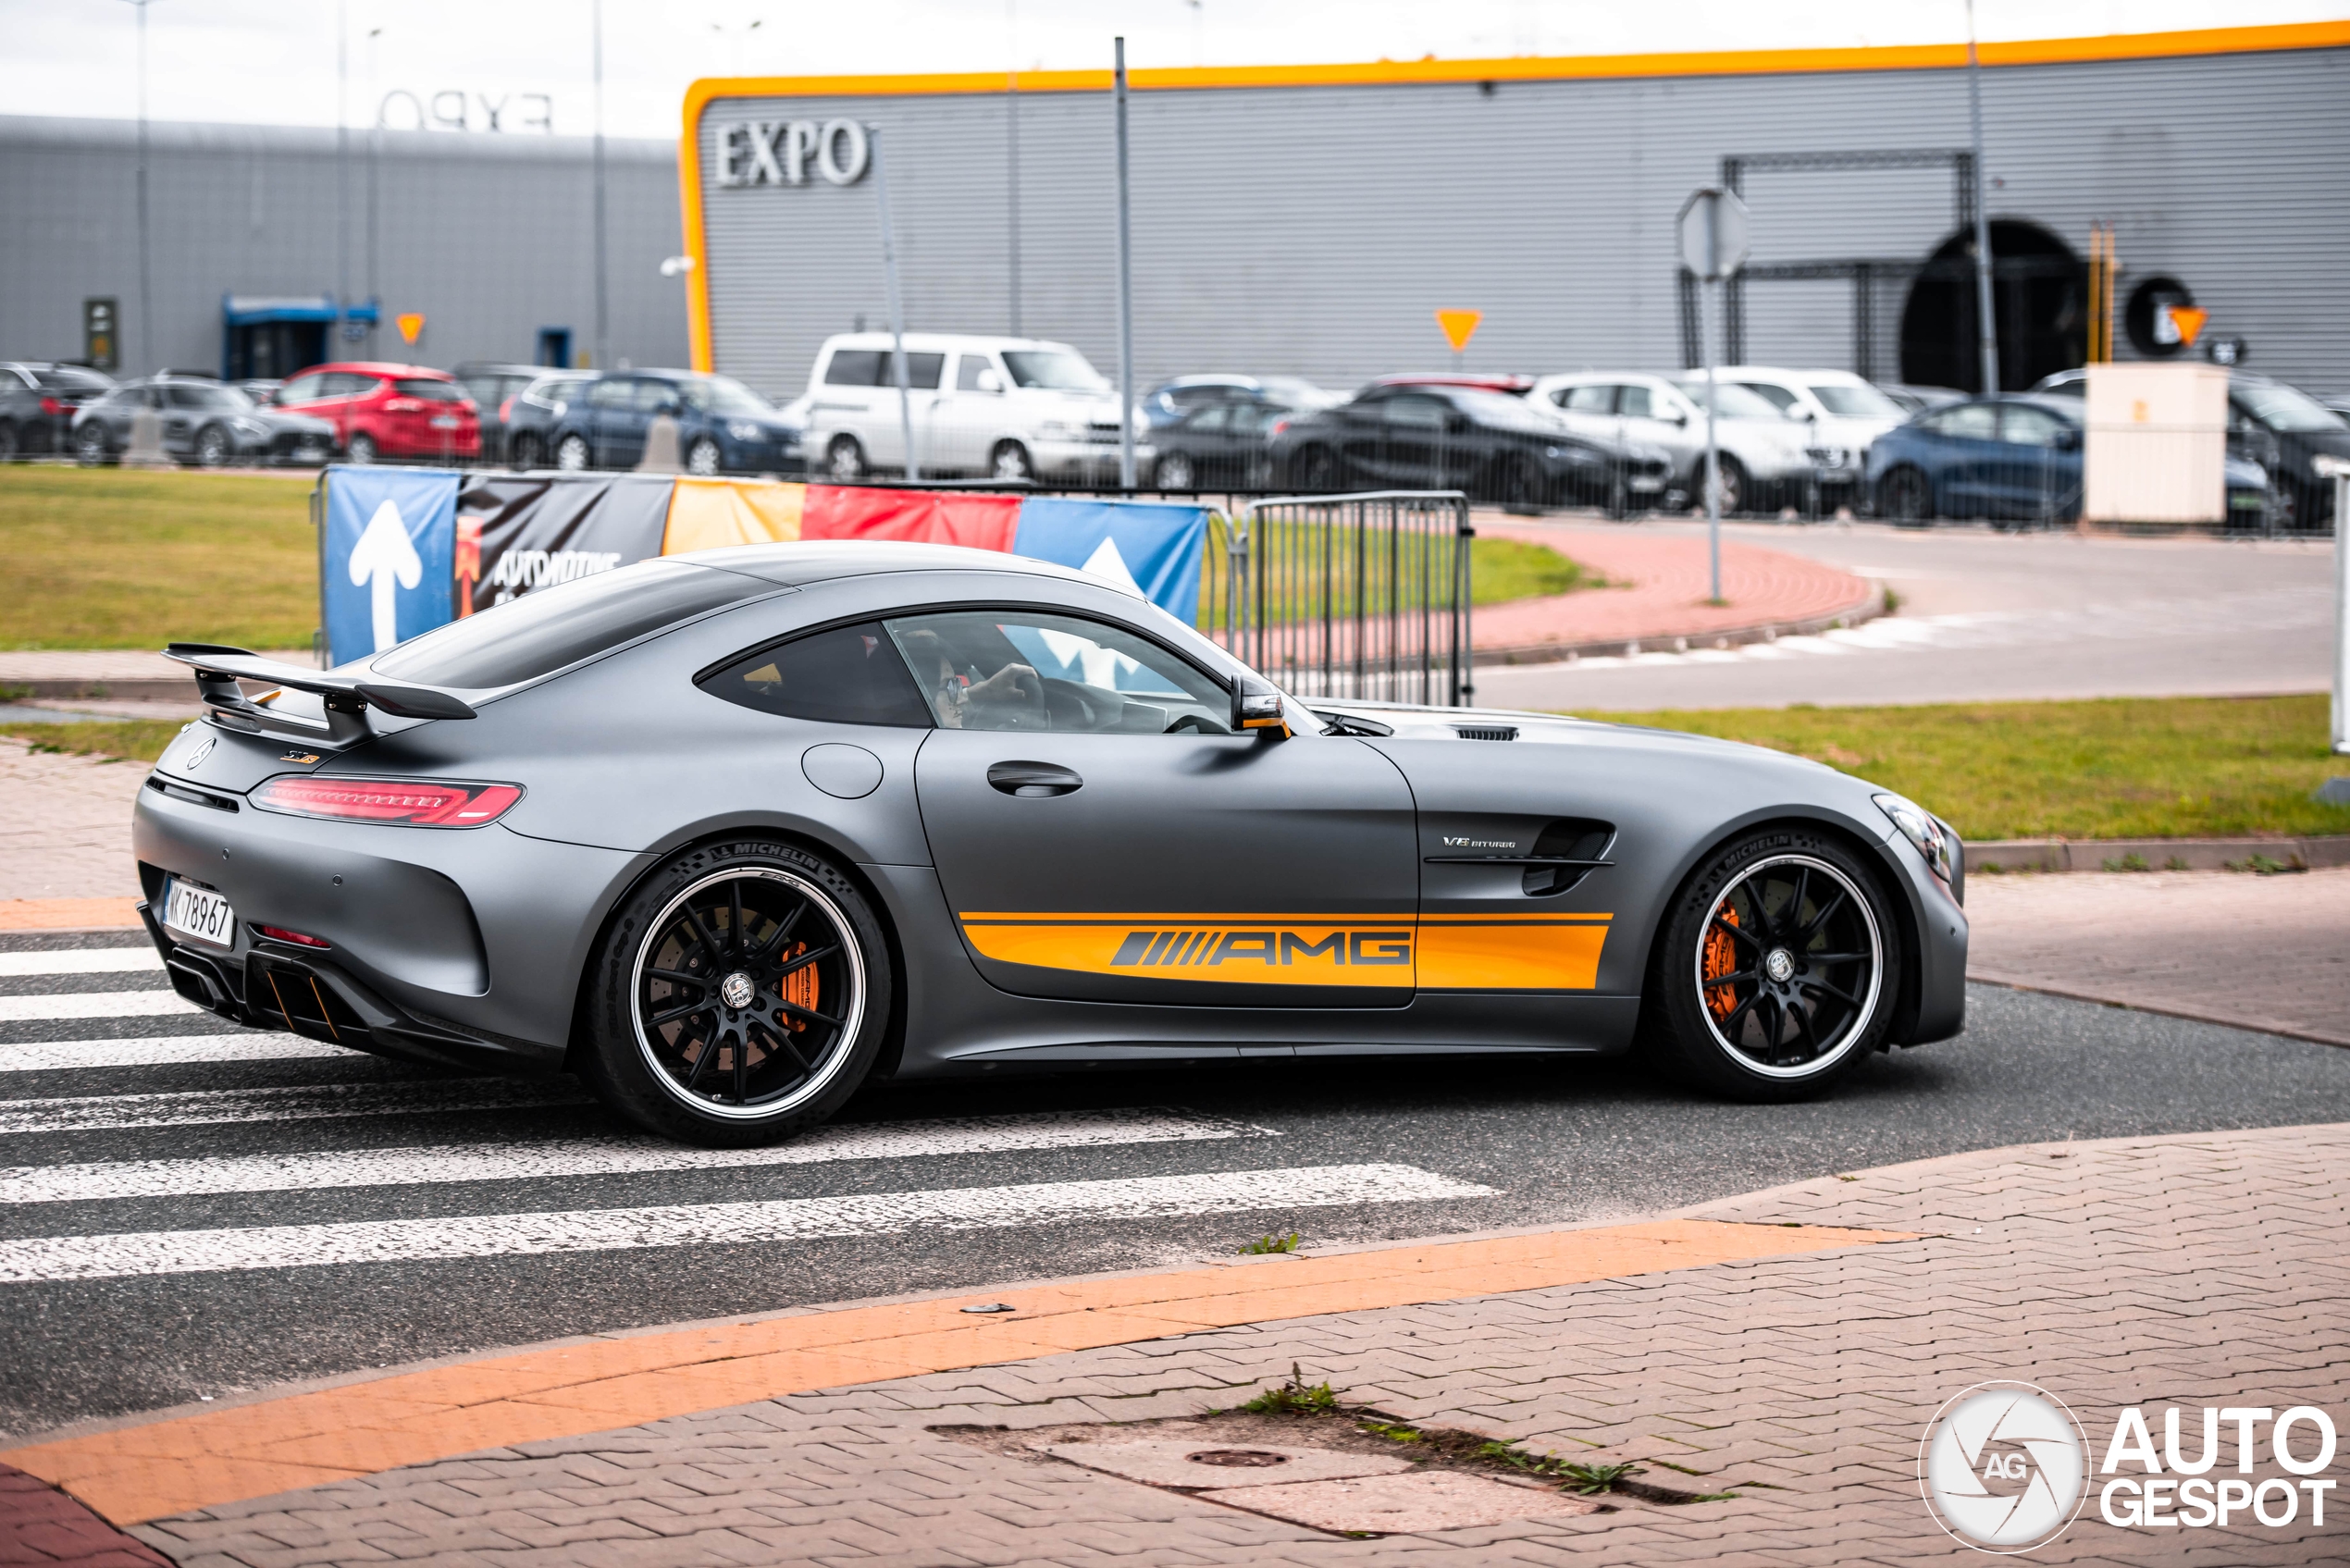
[255,924,330,948]
[250,776,523,827]
[1270,418,1291,437]
[40,397,68,416]
[499,397,514,423]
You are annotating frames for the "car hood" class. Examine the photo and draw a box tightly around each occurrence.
[253,410,336,435]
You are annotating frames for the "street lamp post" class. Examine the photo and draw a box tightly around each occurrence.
[119,0,155,374]
[592,0,609,373]
[1964,0,2001,395]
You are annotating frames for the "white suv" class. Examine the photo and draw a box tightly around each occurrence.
[1528,371,1814,515]
[1714,367,1909,500]
[799,332,1148,483]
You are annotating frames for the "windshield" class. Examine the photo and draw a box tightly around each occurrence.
[522,376,587,407]
[1002,349,1108,392]
[1451,389,1543,426]
[1809,381,1903,420]
[1671,379,1790,420]
[1256,376,1333,404]
[2236,380,2348,434]
[35,367,114,392]
[679,376,773,415]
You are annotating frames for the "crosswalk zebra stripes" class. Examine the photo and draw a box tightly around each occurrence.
[0,940,1494,1299]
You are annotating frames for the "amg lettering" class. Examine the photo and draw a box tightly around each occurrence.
[1213,932,1279,966]
[1280,931,1347,966]
[1349,931,1412,966]
[1109,932,1157,967]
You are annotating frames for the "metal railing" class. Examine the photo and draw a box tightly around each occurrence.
[1207,490,1473,708]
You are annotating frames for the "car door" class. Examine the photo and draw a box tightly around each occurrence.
[159,384,206,454]
[897,606,1420,1007]
[583,377,637,467]
[1994,402,2080,521]
[1928,402,2002,516]
[1374,393,1449,488]
[1616,382,1698,480]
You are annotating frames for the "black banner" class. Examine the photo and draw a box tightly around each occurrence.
[452,473,676,617]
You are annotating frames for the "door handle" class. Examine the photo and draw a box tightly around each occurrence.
[987,761,1082,798]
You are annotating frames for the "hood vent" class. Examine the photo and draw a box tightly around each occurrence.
[1453,724,1518,742]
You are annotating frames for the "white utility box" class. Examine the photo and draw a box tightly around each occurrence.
[2083,362,2230,525]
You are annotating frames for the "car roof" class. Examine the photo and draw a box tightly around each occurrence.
[308,362,451,378]
[1369,373,1533,393]
[452,362,544,376]
[816,332,1076,355]
[671,541,1139,597]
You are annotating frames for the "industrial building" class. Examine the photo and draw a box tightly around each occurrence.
[0,115,687,381]
[683,21,2350,401]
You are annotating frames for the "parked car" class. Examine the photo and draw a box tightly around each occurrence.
[1367,373,1537,397]
[70,377,334,467]
[499,372,593,469]
[1874,382,1965,416]
[1147,400,1288,490]
[274,363,479,463]
[2033,366,2350,530]
[233,378,284,405]
[0,362,117,457]
[1528,372,1812,515]
[1867,394,2271,528]
[544,370,804,476]
[1268,382,1670,509]
[800,332,1145,484]
[1713,367,1908,505]
[1141,374,1341,429]
[454,361,553,464]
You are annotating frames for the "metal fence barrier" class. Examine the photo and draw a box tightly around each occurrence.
[1206,490,1474,709]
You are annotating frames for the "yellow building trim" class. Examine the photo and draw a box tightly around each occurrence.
[677,19,2350,373]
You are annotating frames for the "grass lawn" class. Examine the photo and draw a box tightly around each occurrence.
[0,466,318,649]
[1580,695,2350,842]
[1,719,186,764]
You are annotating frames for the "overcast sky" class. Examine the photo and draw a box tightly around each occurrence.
[1,0,2334,141]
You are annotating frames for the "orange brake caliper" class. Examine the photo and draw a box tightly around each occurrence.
[1702,905,1741,1022]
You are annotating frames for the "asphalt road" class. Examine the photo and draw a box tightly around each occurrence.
[1478,519,2332,711]
[7,928,2350,1440]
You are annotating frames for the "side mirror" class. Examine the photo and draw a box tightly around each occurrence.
[1231,674,1292,740]
[975,368,1005,394]
[1666,407,1689,426]
[2055,426,2083,451]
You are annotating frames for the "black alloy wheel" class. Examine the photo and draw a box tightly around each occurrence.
[507,432,543,469]
[1154,451,1195,491]
[686,437,724,476]
[1293,445,1337,492]
[584,839,891,1146]
[76,424,110,466]
[553,433,591,471]
[1502,453,1548,512]
[1882,467,1934,526]
[193,424,232,468]
[1711,454,1749,517]
[1639,827,1900,1103]
[829,435,868,481]
[989,439,1034,482]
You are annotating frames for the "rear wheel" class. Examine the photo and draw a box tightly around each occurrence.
[686,436,723,476]
[75,424,109,465]
[1293,444,1337,492]
[507,432,543,469]
[989,439,1034,482]
[554,432,590,471]
[0,422,19,461]
[1639,827,1900,1103]
[1881,466,1933,526]
[1153,451,1195,491]
[348,431,380,465]
[828,435,868,481]
[1501,453,1547,512]
[582,838,892,1146]
[1709,454,1749,517]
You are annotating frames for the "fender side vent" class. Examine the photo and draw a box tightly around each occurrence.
[1453,724,1518,741]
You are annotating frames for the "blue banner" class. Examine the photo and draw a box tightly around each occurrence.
[321,467,459,667]
[1009,497,1208,626]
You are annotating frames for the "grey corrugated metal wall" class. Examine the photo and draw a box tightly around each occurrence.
[699,43,2350,400]
[0,116,688,377]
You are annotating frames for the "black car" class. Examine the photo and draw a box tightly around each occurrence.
[500,372,593,469]
[2033,367,2350,530]
[1147,400,1291,490]
[71,377,335,468]
[0,362,117,457]
[1268,384,1671,511]
[1141,374,1339,430]
[546,370,805,476]
[454,361,555,464]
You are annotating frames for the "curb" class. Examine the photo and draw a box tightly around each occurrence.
[1966,970,2350,1050]
[1965,835,2350,873]
[1472,585,1884,668]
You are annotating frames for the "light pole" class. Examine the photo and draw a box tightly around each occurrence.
[1113,36,1135,490]
[1006,0,1020,336]
[366,25,382,352]
[1964,0,2000,394]
[592,0,608,372]
[338,0,350,351]
[118,0,155,374]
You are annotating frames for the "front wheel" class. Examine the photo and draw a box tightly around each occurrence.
[1153,451,1194,491]
[507,432,544,469]
[1880,466,1933,526]
[581,838,893,1146]
[1292,445,1337,492]
[554,432,591,471]
[828,434,868,481]
[1638,828,1901,1103]
[192,423,233,468]
[686,436,723,476]
[989,439,1034,482]
[75,424,110,466]
[347,432,380,465]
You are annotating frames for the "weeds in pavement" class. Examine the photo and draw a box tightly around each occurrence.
[1237,1231,1302,1255]
[1359,1420,1424,1443]
[2228,853,2302,875]
[1243,1364,1338,1415]
[2102,853,2150,872]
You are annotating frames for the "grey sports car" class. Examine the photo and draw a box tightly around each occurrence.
[135,543,1967,1146]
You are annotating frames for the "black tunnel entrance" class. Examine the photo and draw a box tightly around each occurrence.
[1899,220,2086,393]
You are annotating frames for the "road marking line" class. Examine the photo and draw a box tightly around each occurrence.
[0,1164,1490,1282]
[0,948,163,978]
[0,1035,346,1073]
[0,1109,1272,1203]
[0,990,203,1023]
[0,1079,593,1136]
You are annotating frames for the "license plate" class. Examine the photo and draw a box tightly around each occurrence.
[431,415,460,429]
[162,879,236,948]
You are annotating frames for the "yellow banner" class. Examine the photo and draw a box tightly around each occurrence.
[661,478,805,555]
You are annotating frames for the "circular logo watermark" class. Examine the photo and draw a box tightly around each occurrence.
[1920,1382,2090,1553]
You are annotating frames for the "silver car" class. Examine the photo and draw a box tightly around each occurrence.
[1528,372,1815,515]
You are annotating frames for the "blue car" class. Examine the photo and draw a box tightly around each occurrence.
[548,371,805,476]
[1868,393,2270,529]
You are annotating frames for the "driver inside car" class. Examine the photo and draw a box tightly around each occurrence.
[896,627,1045,730]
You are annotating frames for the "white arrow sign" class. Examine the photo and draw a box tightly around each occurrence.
[1079,535,1145,596]
[348,498,423,654]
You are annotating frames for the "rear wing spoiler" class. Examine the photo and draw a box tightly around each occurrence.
[164,644,475,748]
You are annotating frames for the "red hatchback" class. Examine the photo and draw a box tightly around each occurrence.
[275,362,480,463]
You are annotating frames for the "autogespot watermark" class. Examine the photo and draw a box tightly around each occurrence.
[1921,1381,2340,1552]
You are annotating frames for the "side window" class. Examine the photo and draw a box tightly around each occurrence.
[1559,383,1614,413]
[1186,404,1232,432]
[280,373,328,403]
[897,352,946,390]
[2000,405,2068,447]
[823,349,882,387]
[883,610,1230,735]
[698,621,934,727]
[1383,394,1448,429]
[588,378,633,410]
[1617,385,1655,419]
[633,380,681,414]
[1736,381,1801,415]
[1936,403,1998,440]
[955,354,994,391]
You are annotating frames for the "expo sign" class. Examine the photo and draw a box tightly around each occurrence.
[714,117,869,189]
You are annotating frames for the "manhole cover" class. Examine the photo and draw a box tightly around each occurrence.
[1184,1449,1292,1468]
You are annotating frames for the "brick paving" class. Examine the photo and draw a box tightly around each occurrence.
[120,1121,2350,1565]
[0,1465,170,1567]
[0,739,147,903]
[1966,866,2350,1048]
[1473,519,1878,659]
